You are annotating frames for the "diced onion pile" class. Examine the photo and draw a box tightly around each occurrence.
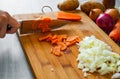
[77,35,120,78]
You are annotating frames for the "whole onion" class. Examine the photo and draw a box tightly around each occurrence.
[105,8,119,22]
[89,8,103,21]
[96,13,115,34]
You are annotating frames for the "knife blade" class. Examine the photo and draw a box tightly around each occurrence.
[19,19,70,34]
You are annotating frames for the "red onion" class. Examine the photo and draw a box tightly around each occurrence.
[96,13,115,34]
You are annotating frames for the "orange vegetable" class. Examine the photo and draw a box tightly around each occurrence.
[50,34,67,44]
[57,11,81,21]
[57,42,67,50]
[109,19,120,42]
[32,20,41,30]
[65,36,80,46]
[32,17,52,32]
[42,17,52,23]
[38,33,80,56]
[51,46,62,56]
[41,27,51,32]
[66,40,78,46]
[38,33,52,41]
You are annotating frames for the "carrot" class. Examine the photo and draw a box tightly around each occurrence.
[57,42,67,50]
[50,34,67,44]
[41,27,51,32]
[42,17,52,23]
[38,33,52,41]
[66,40,77,46]
[65,36,80,46]
[32,17,52,32]
[32,20,41,30]
[57,11,81,21]
[66,36,80,42]
[51,46,62,56]
[109,19,120,42]
[38,33,80,56]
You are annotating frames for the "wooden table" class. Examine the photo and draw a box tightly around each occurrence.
[0,0,120,79]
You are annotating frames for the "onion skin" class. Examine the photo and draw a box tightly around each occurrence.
[96,13,115,34]
[89,9,103,21]
[105,8,119,22]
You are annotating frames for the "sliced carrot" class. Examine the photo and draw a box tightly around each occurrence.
[42,17,52,23]
[66,36,79,42]
[42,27,51,32]
[65,36,80,46]
[51,38,59,44]
[38,33,52,41]
[57,42,67,50]
[50,34,67,44]
[65,40,77,46]
[51,34,57,40]
[58,34,67,41]
[38,33,80,56]
[32,20,41,30]
[51,46,62,56]
[76,37,81,42]
[57,11,81,21]
[32,17,52,32]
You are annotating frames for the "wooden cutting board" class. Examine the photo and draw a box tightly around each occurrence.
[14,11,120,79]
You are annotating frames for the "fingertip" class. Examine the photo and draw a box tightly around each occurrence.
[0,33,6,38]
[9,16,20,28]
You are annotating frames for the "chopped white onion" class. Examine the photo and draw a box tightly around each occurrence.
[77,35,120,78]
[112,73,120,79]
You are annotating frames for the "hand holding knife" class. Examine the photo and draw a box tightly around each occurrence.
[1,11,81,36]
[0,10,20,38]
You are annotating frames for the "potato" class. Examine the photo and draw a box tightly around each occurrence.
[57,0,79,11]
[80,1,105,15]
[102,0,115,9]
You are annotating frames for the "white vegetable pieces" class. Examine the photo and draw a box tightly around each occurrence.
[77,35,120,78]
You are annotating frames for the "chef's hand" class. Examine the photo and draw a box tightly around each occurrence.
[0,10,20,38]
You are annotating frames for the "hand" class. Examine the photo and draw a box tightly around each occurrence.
[0,10,20,38]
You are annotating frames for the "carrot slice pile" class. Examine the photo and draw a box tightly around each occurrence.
[57,11,81,21]
[38,33,80,56]
[65,36,80,46]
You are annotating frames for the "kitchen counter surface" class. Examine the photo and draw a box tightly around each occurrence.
[0,0,119,79]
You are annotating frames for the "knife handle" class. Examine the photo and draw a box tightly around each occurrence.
[7,24,12,31]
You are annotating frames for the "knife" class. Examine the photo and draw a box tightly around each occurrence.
[20,19,70,34]
[18,19,71,34]
[6,19,70,34]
